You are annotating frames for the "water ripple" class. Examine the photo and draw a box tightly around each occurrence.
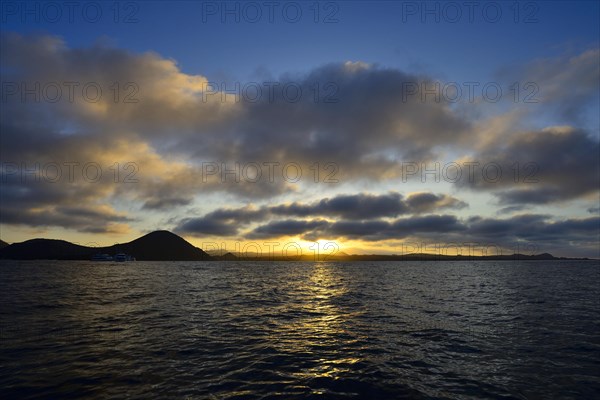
[1,260,599,399]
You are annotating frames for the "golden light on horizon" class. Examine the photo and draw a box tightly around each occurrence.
[186,236,343,259]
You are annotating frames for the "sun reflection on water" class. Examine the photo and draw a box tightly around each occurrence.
[269,263,365,383]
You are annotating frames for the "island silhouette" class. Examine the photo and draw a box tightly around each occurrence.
[0,231,592,261]
[0,231,210,261]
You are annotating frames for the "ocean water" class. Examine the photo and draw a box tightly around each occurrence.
[1,260,599,399]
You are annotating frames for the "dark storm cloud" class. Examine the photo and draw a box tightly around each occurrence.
[270,192,411,219]
[142,197,193,210]
[495,205,529,215]
[175,207,269,236]
[0,203,133,234]
[176,217,240,237]
[456,215,599,258]
[245,215,466,241]
[180,60,475,187]
[174,192,467,236]
[405,192,467,213]
[497,188,567,205]
[243,213,599,254]
[390,214,465,234]
[203,207,270,224]
[463,215,600,256]
[470,214,600,242]
[269,192,466,220]
[248,219,330,239]
[466,214,549,238]
[325,215,466,241]
[458,127,600,204]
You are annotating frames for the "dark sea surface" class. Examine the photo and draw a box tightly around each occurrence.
[1,260,599,399]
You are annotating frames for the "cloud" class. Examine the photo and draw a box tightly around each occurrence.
[0,32,598,255]
[405,192,468,213]
[503,48,600,123]
[327,215,466,241]
[248,219,330,239]
[456,126,600,204]
[243,213,599,257]
[495,205,529,215]
[176,217,240,237]
[270,192,466,219]
[270,192,410,219]
[174,191,467,236]
[0,203,133,234]
[1,32,474,180]
[465,215,600,248]
[244,215,466,241]
[0,33,475,236]
[176,206,268,236]
[212,61,472,177]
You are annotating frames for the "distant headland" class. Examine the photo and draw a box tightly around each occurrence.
[0,231,593,261]
[0,231,209,261]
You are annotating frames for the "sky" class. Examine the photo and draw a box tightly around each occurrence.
[0,0,599,257]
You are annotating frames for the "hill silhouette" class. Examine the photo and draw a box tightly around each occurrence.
[0,239,91,260]
[202,252,584,261]
[0,232,591,261]
[0,239,9,249]
[0,231,211,261]
[107,231,210,261]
